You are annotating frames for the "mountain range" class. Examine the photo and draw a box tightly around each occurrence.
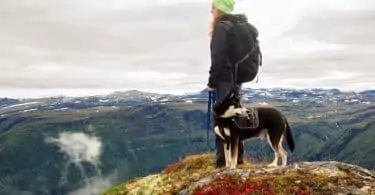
[0,87,374,195]
[1,88,373,116]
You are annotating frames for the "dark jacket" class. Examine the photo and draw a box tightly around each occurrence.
[208,14,248,88]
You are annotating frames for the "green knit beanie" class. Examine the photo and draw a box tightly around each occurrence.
[212,0,235,13]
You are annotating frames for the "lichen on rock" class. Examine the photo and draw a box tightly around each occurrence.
[104,154,375,195]
[180,161,375,195]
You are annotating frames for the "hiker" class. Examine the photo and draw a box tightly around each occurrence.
[207,0,262,168]
[207,0,245,168]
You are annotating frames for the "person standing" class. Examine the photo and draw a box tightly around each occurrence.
[207,0,245,168]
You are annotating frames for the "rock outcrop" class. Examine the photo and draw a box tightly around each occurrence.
[104,153,375,195]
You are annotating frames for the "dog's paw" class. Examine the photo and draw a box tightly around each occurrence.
[267,163,278,168]
[228,161,237,169]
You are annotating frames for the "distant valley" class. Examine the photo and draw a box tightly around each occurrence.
[0,88,374,195]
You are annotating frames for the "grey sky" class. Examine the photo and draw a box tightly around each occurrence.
[0,0,374,98]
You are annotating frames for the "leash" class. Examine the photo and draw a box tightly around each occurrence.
[206,90,217,151]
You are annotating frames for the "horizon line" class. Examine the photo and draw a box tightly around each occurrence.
[0,87,373,99]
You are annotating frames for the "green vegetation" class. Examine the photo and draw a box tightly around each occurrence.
[104,153,375,195]
[0,101,374,194]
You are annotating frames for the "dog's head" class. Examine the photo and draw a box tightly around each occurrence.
[213,87,247,118]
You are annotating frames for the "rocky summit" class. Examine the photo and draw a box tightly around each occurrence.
[105,153,375,195]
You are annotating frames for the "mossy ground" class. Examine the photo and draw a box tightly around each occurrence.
[192,168,349,195]
[104,153,374,195]
[104,153,219,195]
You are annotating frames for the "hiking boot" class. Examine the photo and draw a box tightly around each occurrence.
[215,136,245,168]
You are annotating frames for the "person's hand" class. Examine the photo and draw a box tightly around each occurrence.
[208,87,216,92]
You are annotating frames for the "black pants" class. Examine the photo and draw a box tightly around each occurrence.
[214,82,244,167]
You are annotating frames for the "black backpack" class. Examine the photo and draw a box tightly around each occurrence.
[221,15,262,83]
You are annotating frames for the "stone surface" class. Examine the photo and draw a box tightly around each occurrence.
[179,161,375,195]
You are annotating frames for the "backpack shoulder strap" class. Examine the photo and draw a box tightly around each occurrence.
[219,20,234,31]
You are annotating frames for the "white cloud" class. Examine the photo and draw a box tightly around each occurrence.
[45,132,117,195]
[0,0,374,98]
[68,176,114,195]
[46,132,102,164]
[235,0,375,49]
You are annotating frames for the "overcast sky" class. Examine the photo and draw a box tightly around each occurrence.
[1,0,374,98]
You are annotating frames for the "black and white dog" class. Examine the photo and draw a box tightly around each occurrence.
[213,88,295,169]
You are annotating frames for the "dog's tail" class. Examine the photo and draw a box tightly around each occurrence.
[284,118,295,152]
